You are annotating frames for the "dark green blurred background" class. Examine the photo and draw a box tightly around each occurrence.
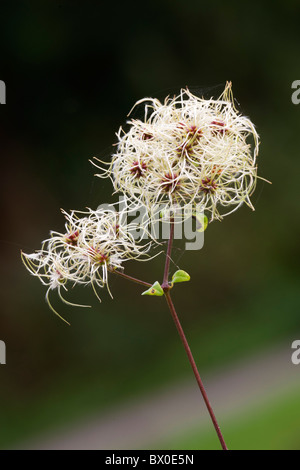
[0,0,300,450]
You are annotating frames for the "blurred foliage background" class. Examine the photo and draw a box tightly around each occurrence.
[0,0,300,450]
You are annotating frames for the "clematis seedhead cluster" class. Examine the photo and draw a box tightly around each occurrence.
[22,82,265,321]
[94,82,259,221]
[22,208,152,323]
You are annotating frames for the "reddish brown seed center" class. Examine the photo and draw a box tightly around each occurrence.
[161,172,180,192]
[88,247,108,265]
[55,269,64,283]
[178,122,202,135]
[113,224,120,238]
[130,161,147,178]
[65,230,79,246]
[141,132,153,140]
[187,124,203,137]
[177,122,202,157]
[211,120,226,135]
[200,177,217,194]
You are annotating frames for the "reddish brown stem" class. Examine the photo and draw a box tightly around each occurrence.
[162,218,175,289]
[110,269,152,288]
[162,217,228,450]
[164,290,228,450]
[110,219,228,449]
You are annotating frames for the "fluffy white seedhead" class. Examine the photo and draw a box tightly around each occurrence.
[94,82,261,221]
[21,207,154,322]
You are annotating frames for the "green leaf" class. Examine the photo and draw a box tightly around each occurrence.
[171,270,191,284]
[193,212,208,232]
[141,281,164,296]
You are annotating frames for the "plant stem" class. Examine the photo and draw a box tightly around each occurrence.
[164,290,228,450]
[110,220,228,449]
[162,218,228,451]
[162,218,175,289]
[110,269,152,288]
